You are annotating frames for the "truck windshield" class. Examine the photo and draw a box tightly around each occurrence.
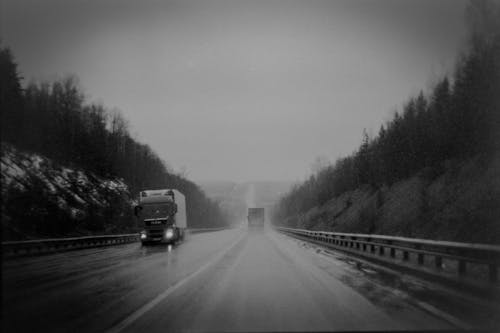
[141,203,175,219]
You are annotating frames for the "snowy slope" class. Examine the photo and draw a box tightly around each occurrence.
[1,143,135,240]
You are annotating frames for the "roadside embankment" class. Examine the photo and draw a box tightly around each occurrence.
[284,155,500,244]
[1,143,135,240]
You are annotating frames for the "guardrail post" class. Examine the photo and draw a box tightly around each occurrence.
[435,256,442,269]
[388,241,395,258]
[362,243,366,251]
[458,260,466,276]
[418,253,424,265]
[489,264,497,283]
[379,244,384,256]
[371,244,376,253]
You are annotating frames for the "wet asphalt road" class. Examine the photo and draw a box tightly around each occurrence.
[1,228,471,332]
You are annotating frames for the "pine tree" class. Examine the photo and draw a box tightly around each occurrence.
[0,46,24,145]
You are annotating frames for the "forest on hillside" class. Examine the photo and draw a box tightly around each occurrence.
[1,47,228,232]
[274,1,500,226]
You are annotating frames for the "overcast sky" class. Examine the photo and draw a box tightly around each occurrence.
[2,0,467,182]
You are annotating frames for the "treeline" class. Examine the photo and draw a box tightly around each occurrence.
[1,47,228,229]
[275,1,500,223]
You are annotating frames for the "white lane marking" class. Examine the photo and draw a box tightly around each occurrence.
[106,234,244,333]
[412,299,472,329]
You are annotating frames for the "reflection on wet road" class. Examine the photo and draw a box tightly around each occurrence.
[2,228,486,332]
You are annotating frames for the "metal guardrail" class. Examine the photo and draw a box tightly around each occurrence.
[2,234,140,258]
[276,227,500,284]
[2,227,231,258]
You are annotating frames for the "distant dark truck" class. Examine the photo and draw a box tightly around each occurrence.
[247,208,265,229]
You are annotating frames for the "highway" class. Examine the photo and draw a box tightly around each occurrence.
[2,228,494,332]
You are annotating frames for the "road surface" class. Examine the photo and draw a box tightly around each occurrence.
[2,228,493,332]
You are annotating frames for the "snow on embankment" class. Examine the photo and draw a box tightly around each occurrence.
[1,143,134,240]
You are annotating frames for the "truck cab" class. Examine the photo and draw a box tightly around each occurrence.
[135,189,187,244]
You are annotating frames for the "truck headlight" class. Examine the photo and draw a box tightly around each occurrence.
[140,231,147,240]
[165,228,174,239]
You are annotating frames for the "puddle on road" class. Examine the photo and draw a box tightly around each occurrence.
[339,274,406,312]
[294,236,500,330]
[285,235,411,311]
[360,267,377,275]
[140,242,180,257]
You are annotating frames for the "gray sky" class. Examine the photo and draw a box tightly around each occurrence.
[2,0,466,182]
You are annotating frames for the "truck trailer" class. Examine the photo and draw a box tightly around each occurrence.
[134,189,187,244]
[247,207,265,230]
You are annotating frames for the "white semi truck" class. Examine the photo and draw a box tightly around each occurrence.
[134,189,187,245]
